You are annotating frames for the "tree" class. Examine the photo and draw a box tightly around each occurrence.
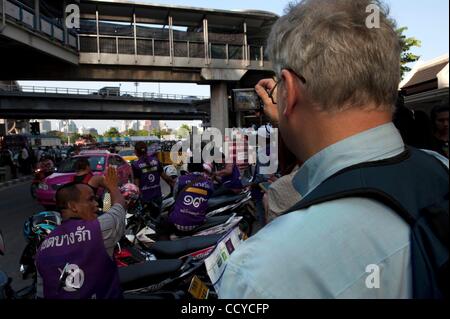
[150,128,162,138]
[79,134,96,144]
[104,127,120,138]
[46,130,81,144]
[397,27,421,79]
[72,133,81,141]
[47,130,63,138]
[89,130,99,138]
[179,124,192,133]
[137,130,150,137]
[177,124,191,139]
[161,128,172,136]
[47,130,66,143]
[125,129,138,136]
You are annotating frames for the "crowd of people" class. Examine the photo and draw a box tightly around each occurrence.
[0,145,67,180]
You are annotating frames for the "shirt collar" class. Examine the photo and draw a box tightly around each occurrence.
[292,123,405,197]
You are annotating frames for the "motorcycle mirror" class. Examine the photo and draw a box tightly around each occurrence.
[0,231,5,256]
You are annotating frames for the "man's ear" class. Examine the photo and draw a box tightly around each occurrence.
[281,69,302,117]
[67,201,77,213]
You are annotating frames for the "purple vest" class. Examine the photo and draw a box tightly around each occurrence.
[221,164,243,190]
[132,155,162,201]
[169,173,214,227]
[35,219,122,299]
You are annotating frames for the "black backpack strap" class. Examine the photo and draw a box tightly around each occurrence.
[285,147,447,220]
[284,148,413,216]
[286,187,416,226]
[282,147,449,299]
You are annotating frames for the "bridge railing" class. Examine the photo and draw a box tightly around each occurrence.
[78,33,267,67]
[0,0,77,49]
[0,84,209,101]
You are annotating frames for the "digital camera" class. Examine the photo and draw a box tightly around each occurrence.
[232,89,264,111]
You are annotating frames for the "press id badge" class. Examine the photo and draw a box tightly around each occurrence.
[188,275,210,299]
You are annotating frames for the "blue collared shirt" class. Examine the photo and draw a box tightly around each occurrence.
[219,123,448,299]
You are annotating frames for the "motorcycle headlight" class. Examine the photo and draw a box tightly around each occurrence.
[38,183,48,191]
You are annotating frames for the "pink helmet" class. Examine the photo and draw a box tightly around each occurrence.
[119,183,140,205]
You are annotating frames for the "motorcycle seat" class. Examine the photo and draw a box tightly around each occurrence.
[119,259,183,290]
[148,234,222,259]
[194,215,231,232]
[207,194,246,210]
[172,214,232,238]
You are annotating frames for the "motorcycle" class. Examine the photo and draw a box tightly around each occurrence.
[125,197,246,244]
[17,211,62,298]
[13,211,185,299]
[119,257,213,299]
[30,166,56,199]
[13,204,242,299]
[0,230,38,299]
[205,190,255,235]
[118,223,246,299]
[0,230,15,299]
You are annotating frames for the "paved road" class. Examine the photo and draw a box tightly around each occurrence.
[0,179,171,292]
[0,181,39,291]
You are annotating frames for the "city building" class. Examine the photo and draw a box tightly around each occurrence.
[143,120,160,132]
[131,120,141,131]
[58,120,66,132]
[121,120,132,132]
[401,54,449,114]
[159,121,169,131]
[68,121,78,134]
[38,120,52,133]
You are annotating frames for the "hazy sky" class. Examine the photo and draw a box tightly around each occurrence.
[19,0,449,134]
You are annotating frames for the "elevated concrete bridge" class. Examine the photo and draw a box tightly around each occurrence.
[0,84,210,120]
[0,0,279,131]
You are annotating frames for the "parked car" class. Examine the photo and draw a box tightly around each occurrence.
[118,149,138,163]
[35,150,132,209]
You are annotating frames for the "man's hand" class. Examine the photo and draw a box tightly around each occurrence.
[104,166,119,191]
[211,172,221,183]
[102,166,126,208]
[255,78,279,125]
[161,172,175,188]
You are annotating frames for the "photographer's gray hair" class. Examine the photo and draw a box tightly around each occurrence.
[267,0,401,113]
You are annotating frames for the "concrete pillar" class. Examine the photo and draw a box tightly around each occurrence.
[235,111,242,128]
[96,9,100,61]
[34,0,40,30]
[210,82,229,134]
[62,0,67,44]
[0,119,7,136]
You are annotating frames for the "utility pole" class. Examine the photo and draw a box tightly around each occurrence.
[63,120,70,145]
[2,119,7,136]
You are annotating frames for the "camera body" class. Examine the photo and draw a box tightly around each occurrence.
[232,89,263,111]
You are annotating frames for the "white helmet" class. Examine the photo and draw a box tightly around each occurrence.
[203,162,213,173]
[164,165,178,178]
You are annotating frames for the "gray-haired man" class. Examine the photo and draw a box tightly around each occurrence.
[219,0,448,299]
